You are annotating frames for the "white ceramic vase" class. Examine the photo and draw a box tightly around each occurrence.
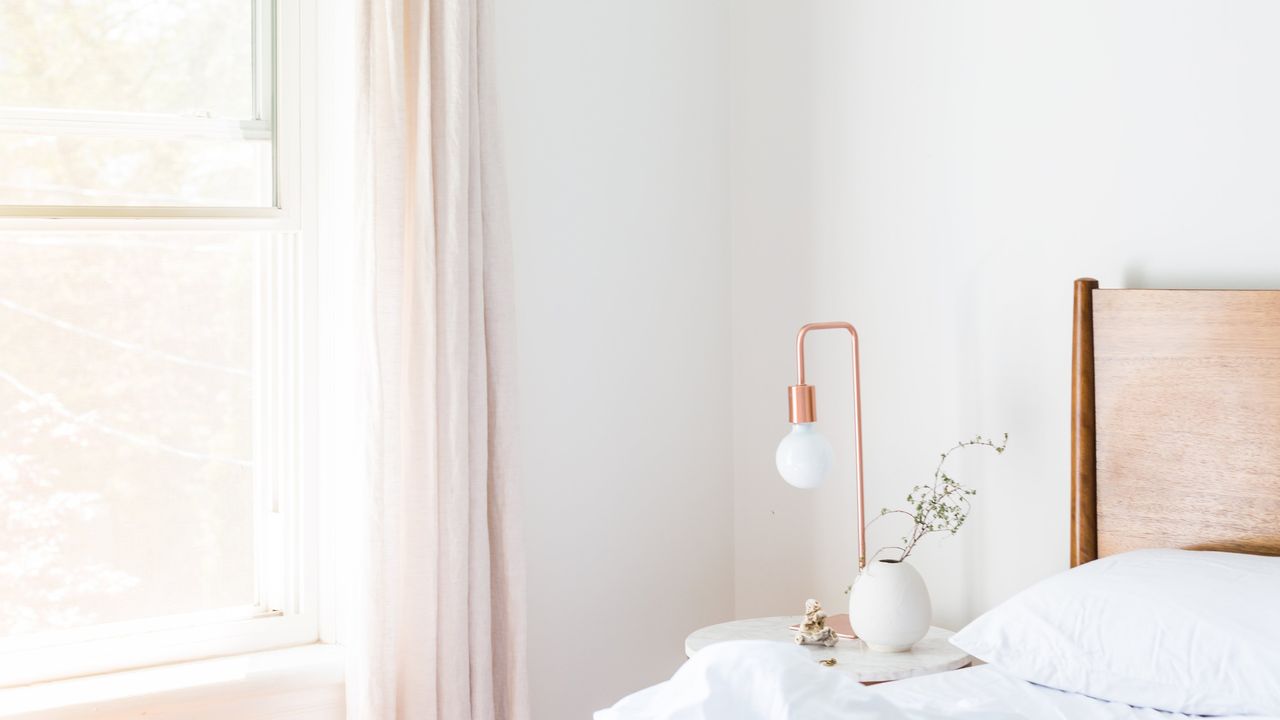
[848,559,932,652]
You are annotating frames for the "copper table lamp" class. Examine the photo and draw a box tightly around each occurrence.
[774,321,867,571]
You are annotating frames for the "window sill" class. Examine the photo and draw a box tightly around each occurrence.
[0,644,344,720]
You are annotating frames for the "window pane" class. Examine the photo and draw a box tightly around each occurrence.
[0,233,256,637]
[0,133,271,207]
[0,1,255,119]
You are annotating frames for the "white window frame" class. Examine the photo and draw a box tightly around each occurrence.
[0,0,329,687]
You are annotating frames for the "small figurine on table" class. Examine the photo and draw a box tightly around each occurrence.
[794,598,839,647]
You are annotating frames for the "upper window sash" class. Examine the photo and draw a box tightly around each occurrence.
[0,0,291,225]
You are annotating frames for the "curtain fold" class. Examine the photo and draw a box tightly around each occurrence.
[349,0,527,717]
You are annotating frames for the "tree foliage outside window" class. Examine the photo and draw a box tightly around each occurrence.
[0,235,257,637]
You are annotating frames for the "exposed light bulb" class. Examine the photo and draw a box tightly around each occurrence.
[775,423,833,489]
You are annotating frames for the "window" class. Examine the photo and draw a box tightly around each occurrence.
[0,0,320,686]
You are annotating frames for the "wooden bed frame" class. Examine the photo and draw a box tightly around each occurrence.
[1070,277,1280,567]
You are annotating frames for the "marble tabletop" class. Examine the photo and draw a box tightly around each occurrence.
[684,616,971,683]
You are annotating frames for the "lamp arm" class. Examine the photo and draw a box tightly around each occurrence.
[793,322,867,571]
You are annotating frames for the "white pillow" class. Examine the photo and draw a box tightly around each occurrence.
[950,548,1280,716]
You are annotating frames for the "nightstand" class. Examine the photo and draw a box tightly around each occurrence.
[684,616,970,684]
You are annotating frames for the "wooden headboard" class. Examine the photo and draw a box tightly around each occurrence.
[1071,277,1280,567]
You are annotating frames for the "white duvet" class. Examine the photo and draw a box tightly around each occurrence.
[594,641,1020,720]
[594,641,1277,720]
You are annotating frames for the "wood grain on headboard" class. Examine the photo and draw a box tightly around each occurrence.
[1070,278,1280,566]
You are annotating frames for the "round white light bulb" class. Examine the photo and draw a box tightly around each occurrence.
[775,423,833,489]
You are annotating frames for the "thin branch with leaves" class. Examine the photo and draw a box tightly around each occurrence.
[868,433,1008,563]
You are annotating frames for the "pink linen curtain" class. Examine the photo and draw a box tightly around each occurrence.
[347,0,528,717]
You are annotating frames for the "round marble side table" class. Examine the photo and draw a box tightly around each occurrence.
[684,616,971,684]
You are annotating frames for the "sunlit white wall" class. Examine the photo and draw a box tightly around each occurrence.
[496,1,733,718]
[731,0,1280,629]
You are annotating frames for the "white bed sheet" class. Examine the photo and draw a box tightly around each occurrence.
[594,641,1280,720]
[872,665,1276,720]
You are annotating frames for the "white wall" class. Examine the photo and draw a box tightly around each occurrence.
[731,0,1280,630]
[497,2,733,718]
[500,0,1280,712]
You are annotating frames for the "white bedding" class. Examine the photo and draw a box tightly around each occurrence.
[949,549,1280,717]
[872,664,1275,720]
[595,641,1014,720]
[594,641,1278,720]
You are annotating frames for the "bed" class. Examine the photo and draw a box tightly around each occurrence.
[597,278,1280,720]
